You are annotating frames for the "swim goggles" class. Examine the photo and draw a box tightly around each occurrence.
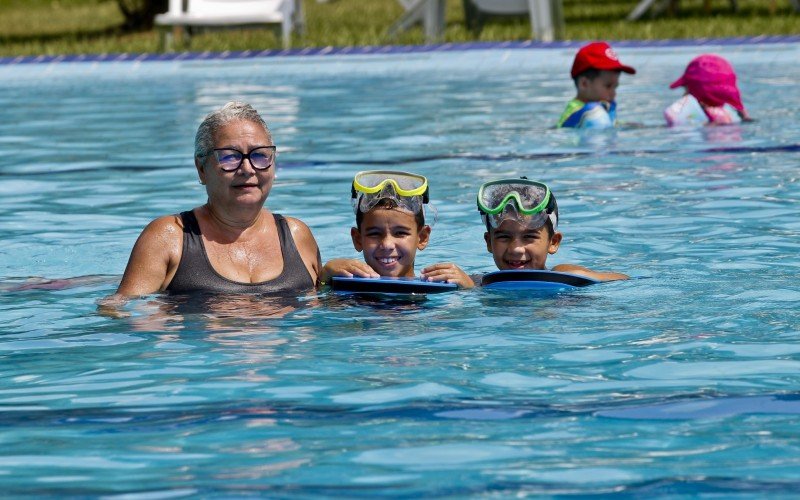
[351,170,429,215]
[477,178,558,230]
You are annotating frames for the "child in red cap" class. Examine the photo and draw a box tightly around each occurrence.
[665,54,751,126]
[557,41,636,129]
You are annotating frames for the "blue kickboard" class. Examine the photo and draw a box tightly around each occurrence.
[481,270,598,290]
[330,276,458,295]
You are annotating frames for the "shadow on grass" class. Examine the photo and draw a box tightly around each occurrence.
[0,24,141,46]
[563,0,795,23]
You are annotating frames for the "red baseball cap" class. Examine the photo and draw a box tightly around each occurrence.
[670,54,745,112]
[571,41,636,78]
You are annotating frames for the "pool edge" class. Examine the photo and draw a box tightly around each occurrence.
[2,35,799,66]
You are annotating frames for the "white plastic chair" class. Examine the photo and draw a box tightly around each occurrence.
[465,0,564,41]
[155,0,304,50]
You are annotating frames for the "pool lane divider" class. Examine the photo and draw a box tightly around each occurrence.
[277,143,800,168]
[2,35,799,66]
[4,143,797,176]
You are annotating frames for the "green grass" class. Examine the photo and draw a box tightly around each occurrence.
[0,0,798,57]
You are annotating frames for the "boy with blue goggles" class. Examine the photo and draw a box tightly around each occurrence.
[478,178,628,282]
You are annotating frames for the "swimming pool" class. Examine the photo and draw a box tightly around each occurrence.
[1,40,799,496]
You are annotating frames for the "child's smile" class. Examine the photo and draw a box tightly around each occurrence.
[485,219,562,271]
[351,207,430,278]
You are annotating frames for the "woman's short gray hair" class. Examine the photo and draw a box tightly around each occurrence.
[194,101,271,160]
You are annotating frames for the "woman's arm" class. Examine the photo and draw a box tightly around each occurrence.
[115,215,183,297]
[286,217,322,285]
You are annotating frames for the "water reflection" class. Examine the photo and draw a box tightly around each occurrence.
[0,274,116,292]
[322,291,431,312]
[702,124,745,144]
[114,292,320,335]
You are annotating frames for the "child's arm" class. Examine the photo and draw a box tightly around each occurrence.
[420,263,475,289]
[319,258,379,285]
[552,263,628,282]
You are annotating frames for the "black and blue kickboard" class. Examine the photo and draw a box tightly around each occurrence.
[330,276,458,295]
[481,270,598,290]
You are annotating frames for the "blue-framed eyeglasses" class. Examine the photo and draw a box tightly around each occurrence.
[212,146,276,172]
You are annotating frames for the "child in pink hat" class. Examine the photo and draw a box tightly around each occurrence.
[665,54,751,126]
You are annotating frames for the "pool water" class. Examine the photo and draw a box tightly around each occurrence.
[1,42,799,496]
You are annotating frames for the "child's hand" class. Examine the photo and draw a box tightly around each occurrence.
[320,258,379,285]
[420,263,475,289]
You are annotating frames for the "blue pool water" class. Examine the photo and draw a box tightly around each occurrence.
[1,41,799,496]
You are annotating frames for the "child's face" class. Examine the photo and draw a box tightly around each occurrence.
[351,207,430,278]
[578,70,620,103]
[484,219,562,270]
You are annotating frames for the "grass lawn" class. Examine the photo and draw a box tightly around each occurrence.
[0,0,798,57]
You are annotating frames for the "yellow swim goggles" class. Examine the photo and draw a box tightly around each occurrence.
[351,170,429,215]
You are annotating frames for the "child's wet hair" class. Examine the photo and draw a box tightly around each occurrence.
[486,218,556,238]
[355,198,425,230]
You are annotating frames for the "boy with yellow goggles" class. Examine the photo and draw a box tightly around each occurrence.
[351,170,429,216]
[320,170,474,288]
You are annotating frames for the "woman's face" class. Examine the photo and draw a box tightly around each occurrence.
[196,119,275,210]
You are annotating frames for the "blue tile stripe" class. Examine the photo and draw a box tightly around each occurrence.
[1,36,798,65]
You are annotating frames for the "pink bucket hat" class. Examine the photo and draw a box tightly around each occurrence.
[670,54,746,113]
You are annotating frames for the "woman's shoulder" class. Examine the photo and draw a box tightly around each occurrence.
[276,214,319,254]
[137,213,188,243]
[280,214,312,233]
[148,213,185,230]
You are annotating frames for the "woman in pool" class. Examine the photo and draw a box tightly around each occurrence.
[112,101,320,297]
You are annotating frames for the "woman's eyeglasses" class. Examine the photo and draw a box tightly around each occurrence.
[212,146,276,172]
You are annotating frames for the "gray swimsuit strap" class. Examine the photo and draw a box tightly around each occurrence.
[166,210,314,294]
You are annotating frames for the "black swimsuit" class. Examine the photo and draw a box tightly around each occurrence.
[166,210,315,294]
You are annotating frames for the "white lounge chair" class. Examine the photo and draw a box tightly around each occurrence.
[155,0,304,50]
[464,0,564,42]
